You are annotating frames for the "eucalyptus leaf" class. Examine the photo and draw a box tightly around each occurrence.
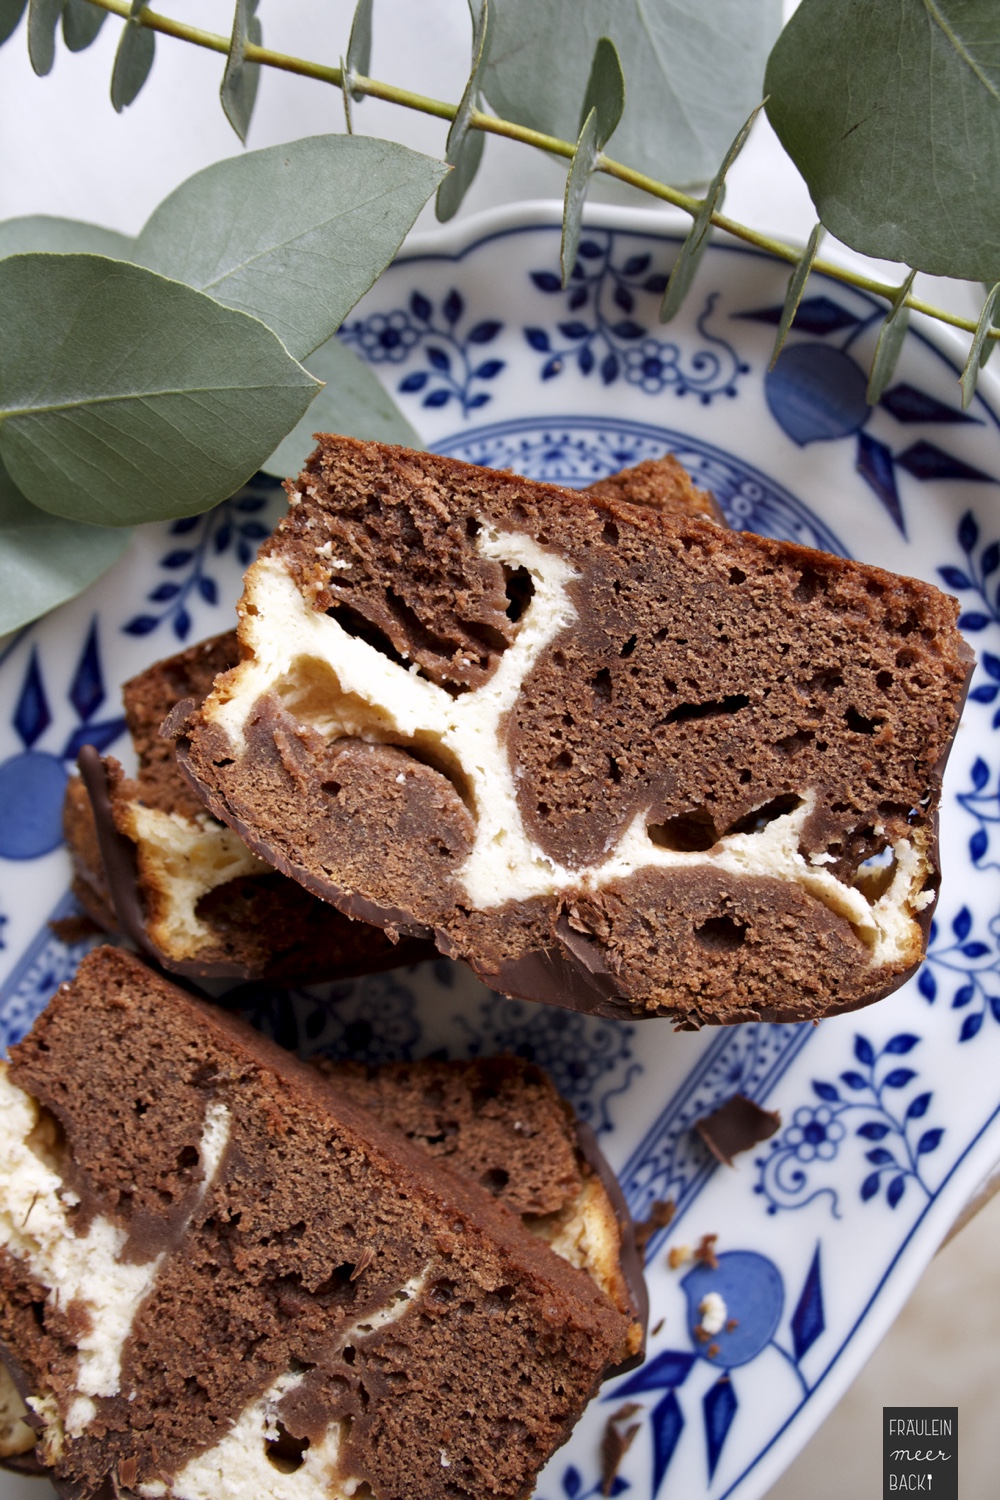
[0,215,132,259]
[483,0,780,187]
[0,454,131,633]
[0,254,320,527]
[263,336,420,478]
[437,0,490,223]
[961,282,1000,408]
[111,3,155,113]
[769,222,823,369]
[133,135,447,362]
[766,0,1000,283]
[660,100,761,322]
[577,32,624,144]
[345,0,372,100]
[0,0,28,47]
[561,107,601,286]
[220,0,262,144]
[867,270,916,406]
[62,0,106,52]
[27,0,61,76]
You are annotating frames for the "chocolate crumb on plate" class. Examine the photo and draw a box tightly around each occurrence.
[694,1092,781,1165]
[601,1402,643,1496]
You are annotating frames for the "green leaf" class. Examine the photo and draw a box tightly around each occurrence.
[437,0,490,223]
[766,0,1000,283]
[660,101,761,322]
[577,32,625,145]
[561,107,601,287]
[560,37,625,284]
[0,453,131,633]
[263,336,420,478]
[0,215,132,259]
[133,135,448,362]
[769,222,823,369]
[867,270,916,405]
[0,0,28,47]
[62,0,106,52]
[483,0,781,188]
[961,282,1000,408]
[0,254,319,527]
[345,0,372,100]
[27,0,61,75]
[220,0,261,144]
[111,2,154,113]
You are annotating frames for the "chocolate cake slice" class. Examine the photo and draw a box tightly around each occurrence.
[314,1055,645,1366]
[173,437,972,1024]
[0,946,629,1499]
[66,631,434,983]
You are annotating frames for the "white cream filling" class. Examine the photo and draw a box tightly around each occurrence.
[698,1291,727,1336]
[204,533,932,968]
[122,803,270,959]
[0,1069,230,1435]
[142,1267,431,1500]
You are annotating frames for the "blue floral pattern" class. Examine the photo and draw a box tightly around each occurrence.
[756,1033,943,1217]
[921,909,1000,1043]
[526,233,746,402]
[123,476,282,643]
[739,296,994,536]
[340,288,504,416]
[0,621,125,860]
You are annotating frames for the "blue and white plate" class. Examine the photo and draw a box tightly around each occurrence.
[2,203,999,1500]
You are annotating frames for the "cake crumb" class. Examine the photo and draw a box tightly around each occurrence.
[650,1317,665,1337]
[634,1198,675,1256]
[601,1403,642,1495]
[694,1233,719,1269]
[706,1342,720,1359]
[667,1244,692,1270]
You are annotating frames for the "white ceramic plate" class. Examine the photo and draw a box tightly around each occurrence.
[3,203,1000,1500]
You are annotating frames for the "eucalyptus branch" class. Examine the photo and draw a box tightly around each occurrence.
[70,0,1000,347]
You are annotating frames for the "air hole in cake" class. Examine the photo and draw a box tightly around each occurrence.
[430,1279,457,1303]
[264,1421,309,1473]
[808,668,844,694]
[25,1107,66,1173]
[608,755,622,784]
[729,566,746,585]
[620,635,638,658]
[725,794,803,837]
[695,916,747,951]
[794,566,826,603]
[592,668,612,702]
[177,1145,199,1171]
[603,520,619,545]
[776,728,814,756]
[481,1168,510,1194]
[274,657,399,739]
[321,780,342,798]
[876,670,894,690]
[845,706,883,735]
[552,751,573,770]
[661,694,751,726]
[465,516,481,538]
[503,565,535,623]
[852,844,898,903]
[342,1345,356,1365]
[647,808,718,852]
[326,602,408,669]
[484,1285,516,1313]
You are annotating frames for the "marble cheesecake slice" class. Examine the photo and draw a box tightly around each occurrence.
[174,436,973,1025]
[65,630,434,984]
[0,946,631,1499]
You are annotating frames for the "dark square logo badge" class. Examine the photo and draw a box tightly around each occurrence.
[884,1407,958,1498]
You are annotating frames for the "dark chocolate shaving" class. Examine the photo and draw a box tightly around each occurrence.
[601,1403,643,1495]
[694,1094,781,1166]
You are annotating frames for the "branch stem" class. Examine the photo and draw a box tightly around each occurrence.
[81,0,996,344]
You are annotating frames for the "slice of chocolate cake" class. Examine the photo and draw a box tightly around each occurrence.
[0,946,630,1499]
[66,631,434,983]
[314,1055,645,1367]
[173,436,972,1024]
